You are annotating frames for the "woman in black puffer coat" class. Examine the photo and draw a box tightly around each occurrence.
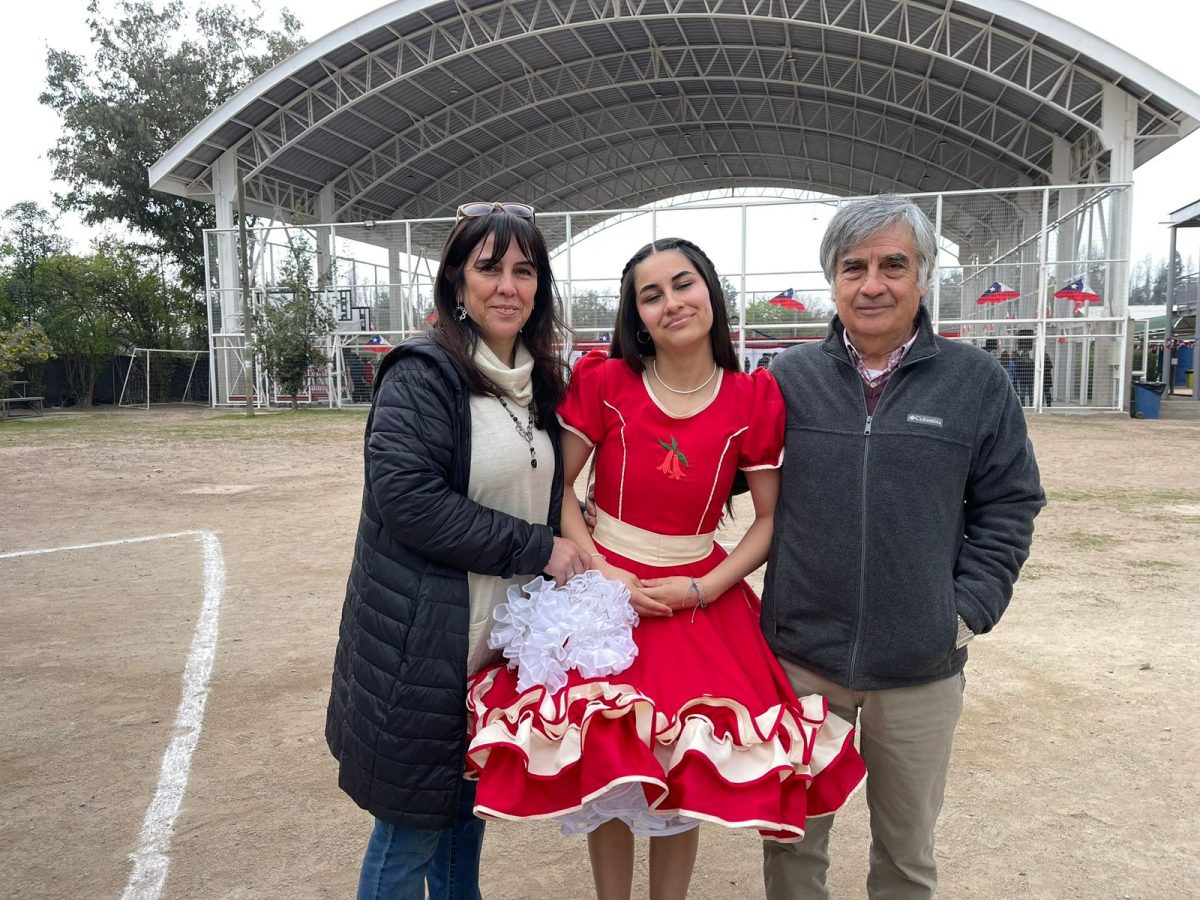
[326,203,590,900]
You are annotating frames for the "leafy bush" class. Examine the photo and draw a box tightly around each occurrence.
[0,323,55,395]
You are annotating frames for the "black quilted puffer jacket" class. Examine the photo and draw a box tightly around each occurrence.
[326,336,564,829]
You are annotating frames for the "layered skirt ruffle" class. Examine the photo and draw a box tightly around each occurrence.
[465,546,865,842]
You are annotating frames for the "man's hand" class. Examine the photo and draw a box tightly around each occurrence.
[583,485,598,531]
[545,537,591,586]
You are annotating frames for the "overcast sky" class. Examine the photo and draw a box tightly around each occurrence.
[2,0,1198,269]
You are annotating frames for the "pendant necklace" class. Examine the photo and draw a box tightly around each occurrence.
[652,359,718,395]
[496,394,538,469]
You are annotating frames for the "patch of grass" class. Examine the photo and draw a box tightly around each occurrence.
[0,407,368,447]
[0,417,77,431]
[1065,531,1117,551]
[1017,563,1049,581]
[209,408,365,421]
[1124,559,1182,571]
[1050,487,1200,508]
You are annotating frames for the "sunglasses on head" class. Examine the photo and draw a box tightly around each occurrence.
[455,201,536,224]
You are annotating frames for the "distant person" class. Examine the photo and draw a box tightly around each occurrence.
[326,202,590,900]
[360,358,376,396]
[466,237,865,900]
[343,350,368,403]
[1015,331,1035,406]
[1043,351,1054,407]
[999,348,1017,387]
[1016,350,1035,406]
[762,195,1045,899]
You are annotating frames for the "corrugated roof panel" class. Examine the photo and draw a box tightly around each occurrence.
[211,121,248,145]
[149,0,1200,217]
[350,95,411,133]
[264,154,334,188]
[193,144,223,165]
[298,127,366,161]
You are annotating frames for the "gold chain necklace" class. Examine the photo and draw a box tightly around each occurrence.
[652,359,718,395]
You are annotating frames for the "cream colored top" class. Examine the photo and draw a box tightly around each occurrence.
[465,341,553,676]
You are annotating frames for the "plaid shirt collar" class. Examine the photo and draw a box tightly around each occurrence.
[843,328,919,389]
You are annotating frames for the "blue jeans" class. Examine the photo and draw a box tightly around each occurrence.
[357,780,485,900]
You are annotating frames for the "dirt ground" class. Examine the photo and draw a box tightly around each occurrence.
[1,403,1197,899]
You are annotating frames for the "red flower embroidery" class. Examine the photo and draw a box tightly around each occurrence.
[656,436,688,480]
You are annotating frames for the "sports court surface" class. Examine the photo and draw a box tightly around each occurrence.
[1,408,1197,898]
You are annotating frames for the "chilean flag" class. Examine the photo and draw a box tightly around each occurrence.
[977,282,1020,304]
[1054,278,1101,304]
[768,288,806,311]
[361,334,392,353]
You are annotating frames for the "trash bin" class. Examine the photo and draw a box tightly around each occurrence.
[1130,380,1166,419]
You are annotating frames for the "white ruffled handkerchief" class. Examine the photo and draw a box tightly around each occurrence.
[488,570,639,693]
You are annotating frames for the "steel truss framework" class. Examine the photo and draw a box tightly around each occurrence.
[152,0,1199,228]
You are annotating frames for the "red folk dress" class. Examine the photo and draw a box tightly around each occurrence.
[466,351,865,841]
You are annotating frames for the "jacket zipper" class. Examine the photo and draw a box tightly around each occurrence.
[827,324,933,685]
[847,412,872,684]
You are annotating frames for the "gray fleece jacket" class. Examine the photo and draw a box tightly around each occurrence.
[763,309,1045,691]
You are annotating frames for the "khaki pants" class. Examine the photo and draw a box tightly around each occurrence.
[763,661,965,900]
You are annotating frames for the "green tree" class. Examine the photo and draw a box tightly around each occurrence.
[1129,254,1156,306]
[719,276,739,324]
[252,246,336,409]
[40,0,305,290]
[0,323,56,396]
[35,251,123,406]
[742,292,830,339]
[96,239,207,349]
[1152,252,1185,305]
[0,202,70,325]
[571,289,618,334]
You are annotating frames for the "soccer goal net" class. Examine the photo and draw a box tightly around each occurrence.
[118,349,210,408]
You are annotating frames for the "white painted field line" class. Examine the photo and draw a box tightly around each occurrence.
[0,530,207,559]
[0,528,225,900]
[121,531,225,900]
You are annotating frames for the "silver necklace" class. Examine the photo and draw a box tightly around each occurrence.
[652,359,719,395]
[496,395,538,469]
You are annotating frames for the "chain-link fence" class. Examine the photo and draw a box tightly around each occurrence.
[204,185,1131,410]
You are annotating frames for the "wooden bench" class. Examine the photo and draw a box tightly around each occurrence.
[0,396,45,420]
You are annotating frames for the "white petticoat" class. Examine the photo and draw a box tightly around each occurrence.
[556,782,699,837]
[487,569,640,694]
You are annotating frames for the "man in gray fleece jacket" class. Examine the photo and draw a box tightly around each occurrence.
[762,196,1045,899]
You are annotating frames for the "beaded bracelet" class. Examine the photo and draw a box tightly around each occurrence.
[589,552,606,562]
[687,576,708,610]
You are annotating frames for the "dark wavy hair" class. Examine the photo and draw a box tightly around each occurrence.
[610,237,739,375]
[429,210,569,427]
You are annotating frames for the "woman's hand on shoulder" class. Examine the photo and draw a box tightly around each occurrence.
[545,537,591,586]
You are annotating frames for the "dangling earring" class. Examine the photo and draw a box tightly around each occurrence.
[455,302,467,322]
[636,329,651,345]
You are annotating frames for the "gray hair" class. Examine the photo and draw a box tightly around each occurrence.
[820,195,938,289]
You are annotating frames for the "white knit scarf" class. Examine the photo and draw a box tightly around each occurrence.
[473,339,534,407]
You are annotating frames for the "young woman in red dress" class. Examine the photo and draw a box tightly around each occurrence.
[466,239,865,899]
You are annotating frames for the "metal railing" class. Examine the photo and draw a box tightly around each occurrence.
[204,184,1132,412]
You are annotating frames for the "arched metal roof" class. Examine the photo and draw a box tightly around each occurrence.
[150,0,1200,227]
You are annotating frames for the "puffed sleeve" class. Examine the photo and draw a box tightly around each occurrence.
[556,350,609,446]
[738,367,786,470]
